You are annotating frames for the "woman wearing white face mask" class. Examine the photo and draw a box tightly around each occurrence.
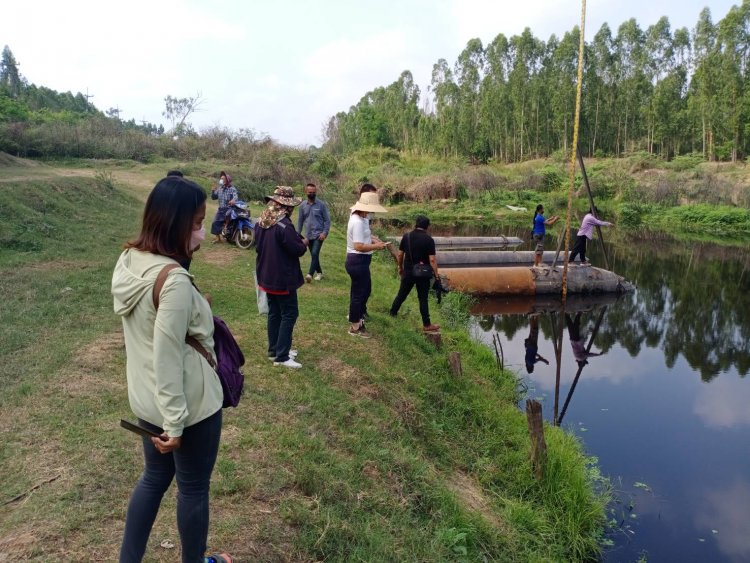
[111,176,232,563]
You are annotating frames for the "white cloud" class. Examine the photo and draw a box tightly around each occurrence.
[693,375,750,429]
[449,0,575,45]
[695,479,750,561]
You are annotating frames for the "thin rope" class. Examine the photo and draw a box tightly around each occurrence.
[562,0,587,300]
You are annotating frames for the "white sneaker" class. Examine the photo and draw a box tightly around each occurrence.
[268,349,298,361]
[313,273,323,281]
[274,358,302,369]
[305,274,312,283]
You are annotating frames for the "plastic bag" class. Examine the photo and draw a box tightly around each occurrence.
[254,272,269,315]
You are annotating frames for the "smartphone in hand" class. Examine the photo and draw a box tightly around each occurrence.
[120,419,166,440]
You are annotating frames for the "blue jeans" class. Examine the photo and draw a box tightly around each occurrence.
[120,410,222,563]
[267,290,299,362]
[308,237,324,275]
[346,253,372,323]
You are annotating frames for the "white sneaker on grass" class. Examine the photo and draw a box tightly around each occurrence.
[313,273,323,281]
[273,358,302,369]
[268,349,298,361]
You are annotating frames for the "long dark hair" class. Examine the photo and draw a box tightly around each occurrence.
[126,177,206,259]
[534,204,544,219]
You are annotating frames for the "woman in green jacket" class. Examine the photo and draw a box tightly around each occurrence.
[112,176,232,563]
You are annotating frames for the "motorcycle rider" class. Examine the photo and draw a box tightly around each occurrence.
[210,171,238,243]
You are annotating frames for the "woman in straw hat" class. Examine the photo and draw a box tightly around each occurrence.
[255,186,308,368]
[346,184,390,338]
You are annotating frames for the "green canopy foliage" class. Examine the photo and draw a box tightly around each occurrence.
[324,7,750,164]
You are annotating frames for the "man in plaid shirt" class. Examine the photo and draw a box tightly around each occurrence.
[210,171,238,243]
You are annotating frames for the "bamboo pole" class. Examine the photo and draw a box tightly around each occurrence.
[576,143,610,271]
[561,0,587,300]
[556,307,607,425]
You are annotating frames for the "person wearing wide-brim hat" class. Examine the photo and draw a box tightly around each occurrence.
[345,186,391,338]
[255,186,308,368]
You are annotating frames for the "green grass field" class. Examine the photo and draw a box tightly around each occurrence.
[0,161,608,561]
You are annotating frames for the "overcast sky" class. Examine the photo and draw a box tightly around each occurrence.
[1,0,737,146]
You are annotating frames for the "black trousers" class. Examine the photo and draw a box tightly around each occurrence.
[570,235,588,263]
[390,274,432,326]
[346,253,372,323]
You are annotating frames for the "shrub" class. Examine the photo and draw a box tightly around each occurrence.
[456,168,498,196]
[627,151,658,173]
[311,152,339,178]
[664,204,750,236]
[93,169,115,191]
[680,170,738,206]
[667,153,703,172]
[587,165,632,200]
[540,165,565,192]
[404,175,459,202]
[439,291,473,329]
[618,203,643,228]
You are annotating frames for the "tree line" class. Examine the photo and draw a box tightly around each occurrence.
[0,46,163,137]
[323,5,749,163]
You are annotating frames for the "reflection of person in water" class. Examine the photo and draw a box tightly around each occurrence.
[566,313,603,366]
[524,315,549,373]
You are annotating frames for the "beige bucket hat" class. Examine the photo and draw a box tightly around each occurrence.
[350,191,388,213]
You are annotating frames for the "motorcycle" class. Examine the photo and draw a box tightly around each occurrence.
[221,201,255,249]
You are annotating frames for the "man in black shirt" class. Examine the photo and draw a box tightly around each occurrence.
[389,215,440,332]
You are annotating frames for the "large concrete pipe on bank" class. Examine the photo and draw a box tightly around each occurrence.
[390,236,523,248]
[441,265,634,296]
[437,250,571,267]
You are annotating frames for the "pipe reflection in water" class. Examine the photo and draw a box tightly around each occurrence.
[472,293,616,425]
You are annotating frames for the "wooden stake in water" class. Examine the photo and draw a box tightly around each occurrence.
[526,399,547,480]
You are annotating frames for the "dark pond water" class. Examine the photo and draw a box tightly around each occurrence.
[468,234,750,562]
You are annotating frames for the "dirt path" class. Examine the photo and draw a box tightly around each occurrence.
[0,162,158,202]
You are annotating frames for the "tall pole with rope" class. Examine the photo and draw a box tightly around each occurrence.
[561,0,587,300]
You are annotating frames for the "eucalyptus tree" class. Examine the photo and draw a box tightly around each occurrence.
[644,17,675,155]
[507,28,544,160]
[587,23,618,156]
[546,29,580,155]
[383,70,420,150]
[454,38,487,160]
[479,33,511,161]
[716,3,750,161]
[429,58,460,157]
[614,19,650,154]
[0,45,23,98]
[691,8,720,159]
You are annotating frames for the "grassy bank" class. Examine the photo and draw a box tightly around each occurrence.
[0,163,607,561]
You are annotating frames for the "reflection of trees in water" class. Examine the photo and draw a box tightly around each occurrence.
[482,241,750,382]
[613,243,750,380]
